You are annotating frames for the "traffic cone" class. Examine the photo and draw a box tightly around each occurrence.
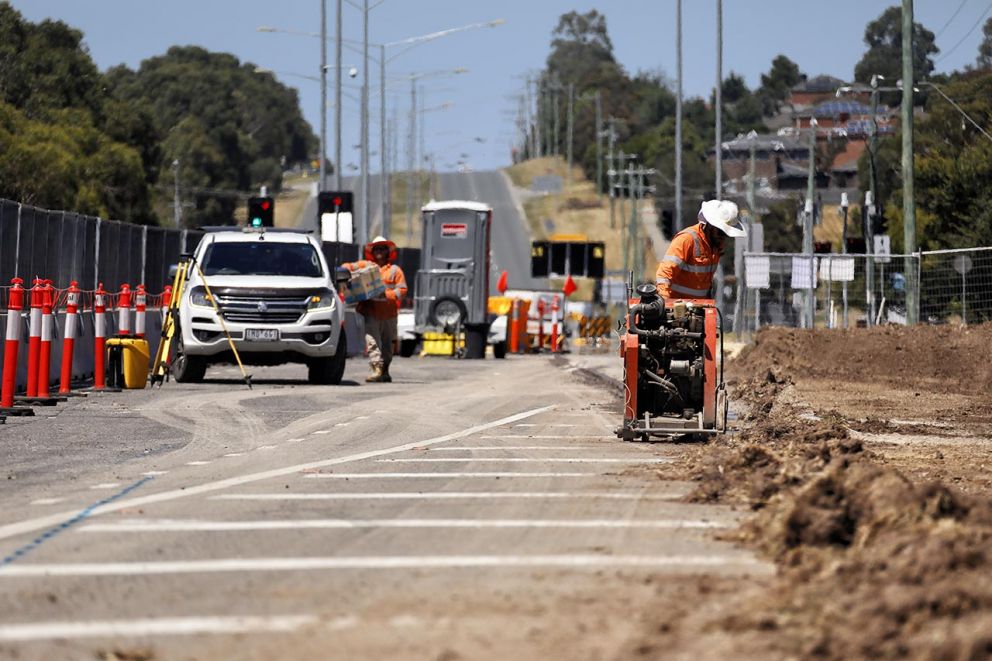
[117,283,131,336]
[25,278,43,398]
[550,296,560,354]
[92,283,108,391]
[1,278,33,416]
[134,284,146,338]
[58,281,86,397]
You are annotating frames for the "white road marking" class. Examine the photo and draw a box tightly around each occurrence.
[285,438,305,443]
[223,453,245,458]
[376,458,671,464]
[334,423,349,427]
[29,498,65,506]
[424,446,603,451]
[549,424,577,428]
[0,615,317,641]
[255,445,278,451]
[305,472,598,479]
[355,416,370,420]
[141,471,169,476]
[185,461,212,466]
[81,518,727,532]
[514,424,537,427]
[210,492,683,502]
[89,483,121,490]
[480,435,610,440]
[0,554,769,577]
[0,405,555,543]
[312,430,333,435]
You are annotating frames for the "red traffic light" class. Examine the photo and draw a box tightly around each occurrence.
[333,196,343,206]
[260,200,271,211]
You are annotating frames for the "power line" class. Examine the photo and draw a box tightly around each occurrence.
[937,0,992,63]
[936,0,971,38]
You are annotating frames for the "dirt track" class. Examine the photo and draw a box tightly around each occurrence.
[629,323,992,659]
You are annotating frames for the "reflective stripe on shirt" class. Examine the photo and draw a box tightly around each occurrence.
[670,282,710,296]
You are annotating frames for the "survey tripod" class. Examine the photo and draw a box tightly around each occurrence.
[150,253,252,389]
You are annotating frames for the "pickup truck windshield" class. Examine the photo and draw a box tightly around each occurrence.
[201,242,324,277]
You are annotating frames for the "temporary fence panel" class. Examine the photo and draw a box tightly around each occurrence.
[0,200,17,286]
[919,247,992,325]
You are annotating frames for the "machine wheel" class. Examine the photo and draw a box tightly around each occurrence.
[429,296,467,329]
[464,324,488,360]
[492,341,507,359]
[399,338,418,358]
[308,328,347,385]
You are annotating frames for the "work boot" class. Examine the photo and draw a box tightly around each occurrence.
[365,365,384,383]
[381,365,392,383]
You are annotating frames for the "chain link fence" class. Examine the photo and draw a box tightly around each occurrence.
[731,247,992,336]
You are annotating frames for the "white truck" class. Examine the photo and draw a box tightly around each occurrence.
[174,227,351,384]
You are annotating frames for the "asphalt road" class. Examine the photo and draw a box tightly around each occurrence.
[0,354,766,659]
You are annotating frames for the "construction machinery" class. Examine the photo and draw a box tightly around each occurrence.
[616,283,728,441]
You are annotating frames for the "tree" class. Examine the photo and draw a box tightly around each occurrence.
[756,55,803,116]
[977,17,992,70]
[853,6,938,100]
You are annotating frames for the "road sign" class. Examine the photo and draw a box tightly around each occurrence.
[873,234,891,264]
[953,253,973,275]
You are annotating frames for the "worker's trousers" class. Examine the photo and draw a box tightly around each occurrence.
[364,315,397,369]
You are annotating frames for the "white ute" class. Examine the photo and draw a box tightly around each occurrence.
[174,227,350,384]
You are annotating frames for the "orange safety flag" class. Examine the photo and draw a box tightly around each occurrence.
[562,274,577,297]
[497,270,508,294]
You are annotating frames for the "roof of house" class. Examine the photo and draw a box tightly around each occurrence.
[791,75,846,94]
[718,133,809,153]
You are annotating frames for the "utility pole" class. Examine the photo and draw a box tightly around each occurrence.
[803,119,817,329]
[631,165,641,281]
[379,44,388,238]
[534,78,543,158]
[359,0,370,246]
[334,0,342,190]
[607,119,617,229]
[320,0,327,199]
[675,0,684,231]
[595,90,603,196]
[902,0,918,324]
[552,84,560,157]
[714,0,723,200]
[172,159,181,229]
[406,78,416,245]
[566,82,574,189]
[734,135,756,336]
[619,149,628,276]
[866,75,880,327]
[840,192,850,328]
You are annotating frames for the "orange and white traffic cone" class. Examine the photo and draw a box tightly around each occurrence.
[59,281,83,396]
[25,278,43,398]
[93,283,107,391]
[134,284,147,338]
[117,283,131,336]
[1,278,33,416]
[550,296,560,354]
[37,279,56,399]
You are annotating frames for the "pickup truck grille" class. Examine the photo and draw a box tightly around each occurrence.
[214,293,309,324]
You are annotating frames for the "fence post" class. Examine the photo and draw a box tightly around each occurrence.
[13,204,21,279]
[825,255,833,329]
[141,225,148,287]
[94,218,101,291]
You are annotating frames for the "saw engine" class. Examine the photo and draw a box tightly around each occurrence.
[617,284,727,441]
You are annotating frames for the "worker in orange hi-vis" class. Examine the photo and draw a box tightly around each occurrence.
[655,200,746,300]
[342,236,408,383]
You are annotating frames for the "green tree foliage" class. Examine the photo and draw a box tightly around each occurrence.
[977,17,992,70]
[106,46,317,226]
[756,55,803,116]
[853,5,938,101]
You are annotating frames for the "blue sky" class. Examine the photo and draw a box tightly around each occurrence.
[12,1,992,172]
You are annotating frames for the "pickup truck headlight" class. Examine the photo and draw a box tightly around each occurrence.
[307,290,336,312]
[189,288,213,308]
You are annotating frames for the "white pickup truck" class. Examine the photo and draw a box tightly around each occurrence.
[174,227,351,384]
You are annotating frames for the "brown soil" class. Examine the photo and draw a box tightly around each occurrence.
[638,323,992,659]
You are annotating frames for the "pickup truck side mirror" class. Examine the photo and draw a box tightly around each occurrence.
[334,266,351,286]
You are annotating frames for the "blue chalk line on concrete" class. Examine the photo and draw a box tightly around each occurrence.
[0,475,154,567]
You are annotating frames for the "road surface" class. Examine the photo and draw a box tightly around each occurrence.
[0,354,766,659]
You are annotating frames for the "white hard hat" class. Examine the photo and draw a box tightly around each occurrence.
[699,200,746,238]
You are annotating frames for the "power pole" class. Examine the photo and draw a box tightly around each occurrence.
[552,84,560,157]
[334,0,342,190]
[631,165,641,281]
[902,0,918,324]
[866,76,880,327]
[172,159,181,229]
[619,149,628,276]
[320,0,327,199]
[359,0,370,246]
[595,90,603,196]
[803,119,817,329]
[714,0,723,200]
[534,78,543,158]
[406,78,416,245]
[675,0,684,231]
[566,82,574,189]
[379,44,388,238]
[607,118,617,228]
[734,136,756,336]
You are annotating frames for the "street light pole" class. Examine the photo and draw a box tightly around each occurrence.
[675,0,683,231]
[901,0,917,324]
[379,44,388,238]
[334,0,343,190]
[320,0,327,201]
[804,118,817,329]
[715,0,723,200]
[360,0,370,246]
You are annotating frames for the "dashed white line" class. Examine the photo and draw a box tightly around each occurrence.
[480,435,609,440]
[29,498,65,506]
[210,491,683,502]
[0,405,554,543]
[305,472,597,479]
[0,615,317,641]
[255,445,278,451]
[311,430,333,435]
[0,554,769,577]
[185,461,212,466]
[89,483,121,490]
[223,453,245,458]
[141,471,169,476]
[334,423,349,428]
[423,446,603,451]
[376,457,671,464]
[285,438,306,443]
[81,518,728,532]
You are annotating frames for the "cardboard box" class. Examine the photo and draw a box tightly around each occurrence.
[344,264,386,304]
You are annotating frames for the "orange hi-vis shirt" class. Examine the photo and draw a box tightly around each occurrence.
[655,223,720,299]
[344,260,408,320]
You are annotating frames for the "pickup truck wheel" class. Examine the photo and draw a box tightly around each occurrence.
[173,352,207,383]
[308,328,347,385]
[493,341,507,359]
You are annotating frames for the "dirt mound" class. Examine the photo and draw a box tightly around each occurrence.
[731,324,992,395]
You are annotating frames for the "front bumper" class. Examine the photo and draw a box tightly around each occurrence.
[182,306,342,360]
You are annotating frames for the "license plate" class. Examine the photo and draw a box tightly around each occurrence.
[245,328,279,341]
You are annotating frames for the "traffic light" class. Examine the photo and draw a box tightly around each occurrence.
[845,237,867,254]
[660,209,674,239]
[248,196,274,227]
[531,241,549,277]
[318,191,353,216]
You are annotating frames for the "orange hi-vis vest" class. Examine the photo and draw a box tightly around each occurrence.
[345,260,408,320]
[655,223,720,299]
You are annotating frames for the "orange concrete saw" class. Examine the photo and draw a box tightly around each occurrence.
[616,283,728,441]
